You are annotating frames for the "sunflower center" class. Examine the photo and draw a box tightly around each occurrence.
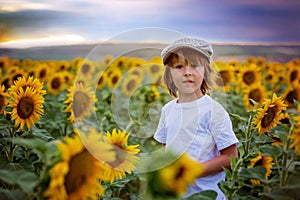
[150,65,160,73]
[220,70,230,84]
[17,97,34,119]
[81,64,91,74]
[40,69,46,79]
[2,78,9,89]
[286,90,298,104]
[73,91,90,118]
[290,70,298,82]
[126,80,136,91]
[65,149,94,195]
[175,166,185,180]
[98,76,104,85]
[243,71,255,85]
[254,158,263,167]
[117,60,123,68]
[51,77,62,89]
[266,74,273,81]
[107,146,126,168]
[112,76,119,85]
[261,107,276,128]
[13,74,23,82]
[249,89,262,105]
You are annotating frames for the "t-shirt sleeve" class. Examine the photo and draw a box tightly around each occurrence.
[210,105,239,151]
[153,108,167,144]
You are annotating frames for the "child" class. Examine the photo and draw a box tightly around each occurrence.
[153,37,239,199]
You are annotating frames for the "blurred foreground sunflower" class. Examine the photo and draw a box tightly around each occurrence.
[43,129,115,200]
[158,153,204,196]
[102,129,140,183]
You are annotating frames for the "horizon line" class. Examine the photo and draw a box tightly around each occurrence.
[1,40,300,49]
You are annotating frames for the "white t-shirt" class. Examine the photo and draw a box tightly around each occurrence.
[153,95,239,199]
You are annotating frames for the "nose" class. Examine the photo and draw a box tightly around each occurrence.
[183,65,192,76]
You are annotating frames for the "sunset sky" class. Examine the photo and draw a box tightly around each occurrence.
[1,0,300,48]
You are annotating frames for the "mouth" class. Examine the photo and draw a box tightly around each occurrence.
[183,80,194,83]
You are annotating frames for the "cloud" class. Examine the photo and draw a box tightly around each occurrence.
[1,0,300,47]
[0,34,85,48]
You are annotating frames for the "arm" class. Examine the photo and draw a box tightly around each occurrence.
[201,144,238,177]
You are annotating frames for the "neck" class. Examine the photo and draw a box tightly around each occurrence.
[177,90,204,103]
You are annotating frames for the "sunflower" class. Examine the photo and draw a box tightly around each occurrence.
[0,85,8,114]
[238,63,262,89]
[9,76,46,97]
[61,71,75,87]
[253,93,287,136]
[242,84,268,110]
[145,86,160,103]
[10,68,28,84]
[101,54,114,67]
[46,73,66,96]
[96,71,107,90]
[145,63,164,78]
[216,64,235,92]
[64,83,97,122]
[282,83,300,108]
[0,76,11,89]
[43,129,115,200]
[130,57,147,69]
[263,70,279,91]
[8,87,45,130]
[111,56,128,70]
[271,136,283,147]
[102,129,140,183]
[35,63,53,83]
[106,68,123,88]
[127,66,145,81]
[56,60,72,72]
[287,63,300,85]
[158,153,204,196]
[121,74,142,97]
[279,112,291,125]
[248,152,274,185]
[77,59,96,78]
[289,115,300,155]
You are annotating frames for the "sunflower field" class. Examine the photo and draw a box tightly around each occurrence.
[0,53,300,200]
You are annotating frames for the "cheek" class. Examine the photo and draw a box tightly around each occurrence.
[195,67,205,77]
[170,69,181,79]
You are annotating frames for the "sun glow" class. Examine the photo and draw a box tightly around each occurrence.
[0,34,86,48]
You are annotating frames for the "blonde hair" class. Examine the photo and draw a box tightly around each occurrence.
[163,48,219,97]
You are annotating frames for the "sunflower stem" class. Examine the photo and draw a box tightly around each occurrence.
[280,123,293,186]
[8,128,15,163]
[64,120,68,137]
[227,157,244,200]
[244,114,253,156]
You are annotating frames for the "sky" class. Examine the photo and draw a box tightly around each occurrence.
[0,0,300,48]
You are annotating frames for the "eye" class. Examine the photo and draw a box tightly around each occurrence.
[174,64,183,69]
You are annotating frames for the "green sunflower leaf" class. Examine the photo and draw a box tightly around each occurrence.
[0,169,39,194]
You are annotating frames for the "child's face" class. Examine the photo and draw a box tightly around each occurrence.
[170,55,205,96]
